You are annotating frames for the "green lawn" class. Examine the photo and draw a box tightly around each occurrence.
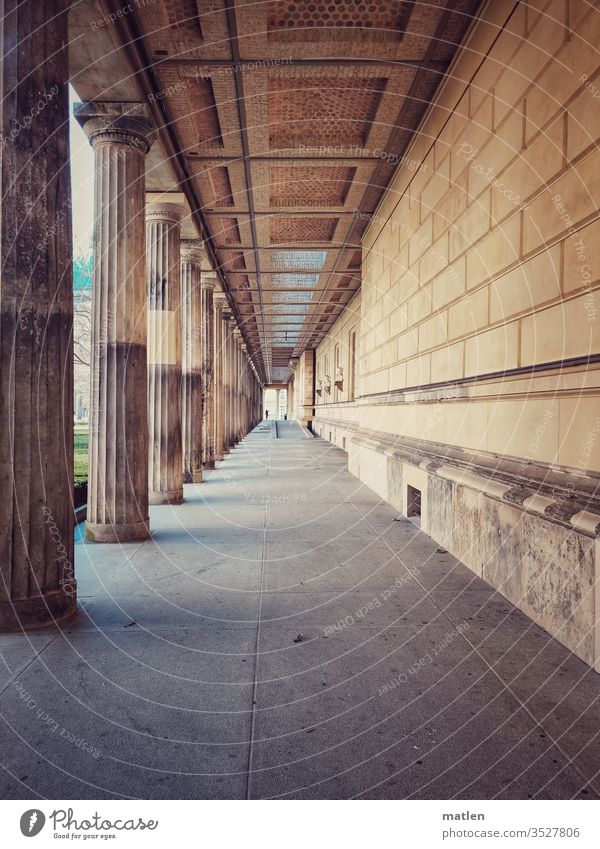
[74,432,88,486]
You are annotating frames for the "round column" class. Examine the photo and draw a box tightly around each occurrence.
[213,292,226,461]
[233,328,243,442]
[76,102,156,543]
[147,202,185,505]
[201,274,216,469]
[0,0,77,629]
[228,318,239,445]
[221,310,233,453]
[181,241,204,483]
[241,343,249,436]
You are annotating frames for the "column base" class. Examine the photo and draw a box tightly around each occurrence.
[184,470,203,483]
[214,452,225,461]
[203,460,216,470]
[149,489,184,506]
[86,518,150,543]
[0,588,77,633]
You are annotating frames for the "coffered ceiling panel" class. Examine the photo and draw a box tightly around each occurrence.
[81,0,483,383]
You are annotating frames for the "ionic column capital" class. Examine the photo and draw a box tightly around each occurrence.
[180,240,206,266]
[75,101,156,153]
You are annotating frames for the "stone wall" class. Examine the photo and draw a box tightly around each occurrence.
[293,349,316,428]
[312,0,600,671]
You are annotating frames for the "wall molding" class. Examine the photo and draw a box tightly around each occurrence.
[355,355,600,404]
[313,415,600,538]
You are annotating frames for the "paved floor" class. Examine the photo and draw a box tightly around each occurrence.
[1,421,600,799]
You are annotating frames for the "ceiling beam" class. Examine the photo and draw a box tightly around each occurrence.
[188,154,387,162]
[155,56,449,70]
[205,210,364,217]
[293,5,454,362]
[225,0,271,380]
[96,0,262,376]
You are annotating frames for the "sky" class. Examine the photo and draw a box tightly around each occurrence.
[69,85,94,258]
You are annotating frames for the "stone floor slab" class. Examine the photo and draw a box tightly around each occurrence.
[1,423,599,800]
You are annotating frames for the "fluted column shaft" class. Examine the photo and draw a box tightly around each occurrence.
[77,104,156,544]
[181,242,204,483]
[234,330,244,442]
[236,338,241,437]
[228,315,234,449]
[147,202,185,505]
[229,320,239,444]
[241,344,249,436]
[226,316,236,448]
[0,0,76,629]
[221,310,231,454]
[213,295,225,461]
[201,275,216,468]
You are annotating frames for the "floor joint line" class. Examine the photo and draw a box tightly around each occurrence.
[245,431,272,800]
[353,501,600,797]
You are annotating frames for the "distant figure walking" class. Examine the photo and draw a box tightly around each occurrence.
[265,409,269,419]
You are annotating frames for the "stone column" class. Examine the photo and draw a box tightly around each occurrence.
[76,103,156,544]
[147,201,185,505]
[240,339,247,438]
[213,292,226,461]
[241,344,250,436]
[0,0,76,629]
[287,379,295,422]
[201,274,216,469]
[181,241,204,483]
[297,350,315,429]
[221,309,232,454]
[240,346,246,437]
[233,328,243,443]
[227,316,238,448]
[257,375,262,427]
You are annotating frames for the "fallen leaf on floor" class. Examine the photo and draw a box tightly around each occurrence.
[293,634,304,643]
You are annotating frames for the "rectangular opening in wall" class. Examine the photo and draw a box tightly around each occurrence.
[407,485,421,519]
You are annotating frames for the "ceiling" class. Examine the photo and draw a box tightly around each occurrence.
[70,0,483,384]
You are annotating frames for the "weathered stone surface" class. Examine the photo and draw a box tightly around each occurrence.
[427,473,453,551]
[233,329,244,444]
[450,485,487,577]
[181,241,204,483]
[481,500,524,606]
[213,293,226,460]
[147,202,185,505]
[226,316,238,448]
[220,309,232,453]
[201,275,216,468]
[76,102,156,543]
[0,0,76,628]
[521,514,596,666]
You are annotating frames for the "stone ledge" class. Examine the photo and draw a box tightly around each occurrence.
[314,415,600,538]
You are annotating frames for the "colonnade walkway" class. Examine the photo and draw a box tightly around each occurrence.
[1,425,599,799]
